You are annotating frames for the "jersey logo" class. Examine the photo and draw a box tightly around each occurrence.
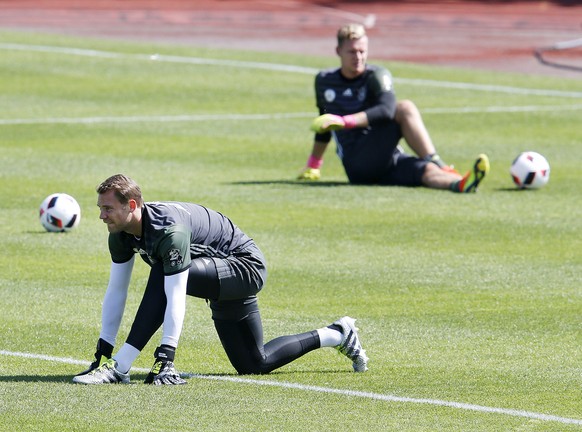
[324,89,336,102]
[342,88,353,97]
[168,248,184,267]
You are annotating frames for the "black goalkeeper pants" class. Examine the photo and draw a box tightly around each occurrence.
[213,309,320,374]
[126,242,320,374]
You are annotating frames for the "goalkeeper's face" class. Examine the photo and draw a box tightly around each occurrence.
[337,35,368,79]
[97,189,138,234]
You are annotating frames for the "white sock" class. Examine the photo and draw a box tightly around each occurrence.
[113,343,140,373]
[317,327,343,347]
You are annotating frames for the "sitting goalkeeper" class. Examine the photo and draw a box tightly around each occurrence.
[298,23,489,193]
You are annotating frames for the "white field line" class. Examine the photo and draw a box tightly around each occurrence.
[0,112,314,125]
[397,78,582,99]
[1,42,582,99]
[1,349,581,426]
[1,104,581,126]
[423,104,582,114]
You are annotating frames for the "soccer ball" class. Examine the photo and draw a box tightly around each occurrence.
[39,193,81,232]
[510,151,550,189]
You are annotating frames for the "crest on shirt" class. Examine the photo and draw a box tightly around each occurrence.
[358,87,367,101]
[324,89,336,102]
[168,248,184,267]
[382,74,393,91]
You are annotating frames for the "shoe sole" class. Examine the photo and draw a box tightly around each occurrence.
[465,154,490,192]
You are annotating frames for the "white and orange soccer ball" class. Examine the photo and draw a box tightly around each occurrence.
[39,193,81,232]
[510,151,550,190]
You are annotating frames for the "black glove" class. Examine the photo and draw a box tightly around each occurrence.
[75,338,114,376]
[144,345,187,385]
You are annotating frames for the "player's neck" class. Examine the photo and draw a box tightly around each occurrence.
[340,67,363,80]
[124,208,143,237]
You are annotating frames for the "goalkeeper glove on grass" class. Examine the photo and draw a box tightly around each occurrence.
[297,155,323,181]
[144,345,187,385]
[297,167,321,181]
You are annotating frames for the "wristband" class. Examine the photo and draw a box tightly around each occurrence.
[154,344,176,362]
[342,114,358,129]
[96,338,114,358]
[307,155,323,169]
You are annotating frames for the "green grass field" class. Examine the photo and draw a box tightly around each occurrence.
[1,31,581,431]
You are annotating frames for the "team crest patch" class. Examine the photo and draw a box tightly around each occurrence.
[357,87,367,101]
[324,89,336,102]
[382,74,393,91]
[168,249,184,267]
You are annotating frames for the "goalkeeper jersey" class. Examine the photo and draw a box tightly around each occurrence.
[314,64,397,157]
[108,202,252,275]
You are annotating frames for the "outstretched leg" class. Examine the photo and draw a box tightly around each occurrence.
[212,303,321,375]
[212,299,369,374]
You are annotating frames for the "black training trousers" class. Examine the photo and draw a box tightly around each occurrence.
[125,242,320,374]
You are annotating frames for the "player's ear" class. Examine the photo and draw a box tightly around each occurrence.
[128,199,137,212]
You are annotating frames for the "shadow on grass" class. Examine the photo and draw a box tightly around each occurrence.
[0,369,351,383]
[0,374,151,384]
[187,369,353,377]
[495,187,542,192]
[235,181,547,193]
[230,180,350,187]
[0,374,73,383]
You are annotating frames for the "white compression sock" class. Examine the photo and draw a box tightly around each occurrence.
[317,327,343,347]
[113,343,140,373]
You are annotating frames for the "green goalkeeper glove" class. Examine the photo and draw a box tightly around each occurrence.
[297,167,321,181]
[310,114,358,133]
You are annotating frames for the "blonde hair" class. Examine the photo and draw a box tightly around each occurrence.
[337,23,366,47]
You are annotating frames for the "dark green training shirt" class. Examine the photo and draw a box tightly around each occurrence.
[108,202,251,276]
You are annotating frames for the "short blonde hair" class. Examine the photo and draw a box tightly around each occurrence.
[337,23,366,47]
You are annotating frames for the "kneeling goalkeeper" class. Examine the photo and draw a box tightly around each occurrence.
[73,174,368,384]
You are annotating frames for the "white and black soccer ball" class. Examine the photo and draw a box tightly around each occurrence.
[510,151,550,189]
[39,193,81,232]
